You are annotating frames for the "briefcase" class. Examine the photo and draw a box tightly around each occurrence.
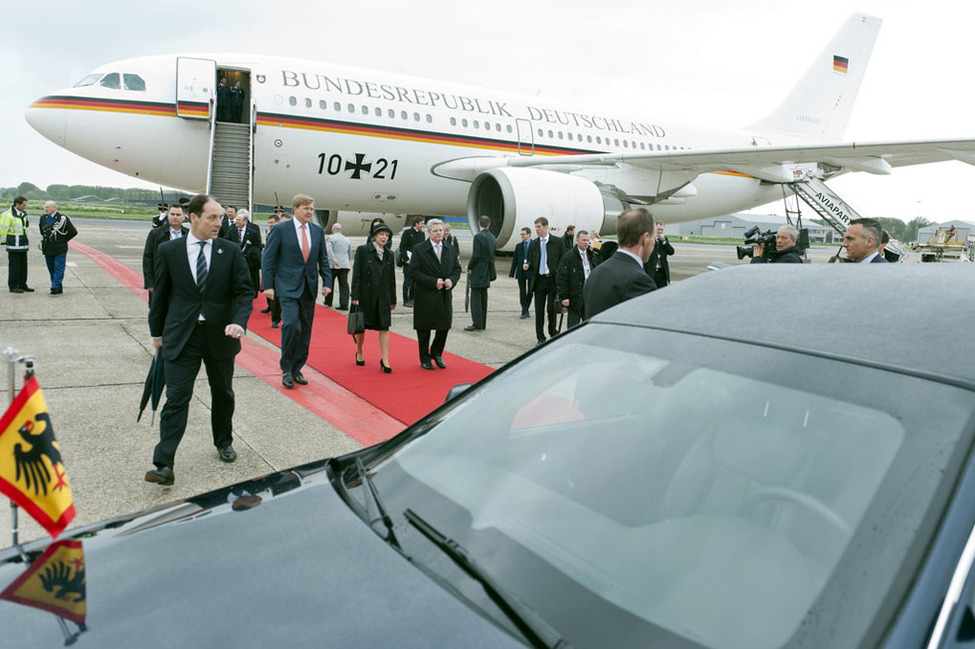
[347,305,365,335]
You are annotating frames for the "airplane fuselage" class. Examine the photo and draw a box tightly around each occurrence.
[26,53,791,246]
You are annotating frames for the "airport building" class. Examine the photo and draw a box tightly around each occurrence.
[673,213,837,243]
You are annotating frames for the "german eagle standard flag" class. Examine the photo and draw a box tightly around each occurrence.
[0,539,86,623]
[0,376,75,538]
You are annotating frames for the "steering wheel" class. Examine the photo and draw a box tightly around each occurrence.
[744,486,852,538]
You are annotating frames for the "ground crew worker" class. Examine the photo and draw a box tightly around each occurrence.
[1,196,34,293]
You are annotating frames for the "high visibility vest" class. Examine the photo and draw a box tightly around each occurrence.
[0,209,30,251]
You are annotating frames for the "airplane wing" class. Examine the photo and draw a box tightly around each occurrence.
[504,138,975,182]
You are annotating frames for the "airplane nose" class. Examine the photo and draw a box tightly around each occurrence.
[25,97,66,146]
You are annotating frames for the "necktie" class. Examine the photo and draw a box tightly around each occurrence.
[582,250,590,278]
[196,241,208,293]
[434,243,442,261]
[239,228,245,243]
[301,224,309,262]
[540,238,547,274]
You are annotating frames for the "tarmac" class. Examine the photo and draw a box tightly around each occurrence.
[0,218,835,543]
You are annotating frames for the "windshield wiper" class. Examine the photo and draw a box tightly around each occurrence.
[404,508,572,649]
[354,457,401,550]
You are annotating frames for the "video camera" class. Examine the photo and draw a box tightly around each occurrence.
[736,226,776,260]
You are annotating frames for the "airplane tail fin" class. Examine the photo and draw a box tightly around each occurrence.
[747,13,882,142]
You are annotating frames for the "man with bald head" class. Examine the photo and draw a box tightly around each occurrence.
[38,200,77,295]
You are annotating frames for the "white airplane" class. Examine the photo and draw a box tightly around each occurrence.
[24,13,975,250]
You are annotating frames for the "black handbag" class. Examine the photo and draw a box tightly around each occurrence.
[347,305,365,335]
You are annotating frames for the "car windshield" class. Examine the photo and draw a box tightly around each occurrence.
[366,324,975,649]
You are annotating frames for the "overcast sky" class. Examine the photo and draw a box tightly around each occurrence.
[3,0,972,223]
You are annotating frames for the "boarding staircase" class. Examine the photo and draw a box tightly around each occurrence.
[208,121,251,211]
[788,177,904,261]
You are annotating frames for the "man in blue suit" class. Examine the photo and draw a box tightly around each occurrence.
[262,194,332,388]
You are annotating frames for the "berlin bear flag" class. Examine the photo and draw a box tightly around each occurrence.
[0,376,75,538]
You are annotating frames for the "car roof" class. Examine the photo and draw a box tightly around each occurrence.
[590,263,975,389]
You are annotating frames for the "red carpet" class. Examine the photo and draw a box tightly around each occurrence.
[247,305,494,425]
[72,240,494,430]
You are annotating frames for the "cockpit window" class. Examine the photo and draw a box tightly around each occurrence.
[123,74,146,91]
[73,74,102,88]
[99,73,121,90]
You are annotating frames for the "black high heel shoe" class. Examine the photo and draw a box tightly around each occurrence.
[380,360,392,374]
[355,352,365,366]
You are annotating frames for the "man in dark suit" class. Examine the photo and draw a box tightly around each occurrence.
[465,215,497,331]
[142,204,188,295]
[556,230,599,329]
[217,77,231,122]
[527,216,565,345]
[398,215,425,306]
[222,209,263,297]
[407,219,461,370]
[584,208,657,319]
[145,194,254,486]
[843,218,889,263]
[262,194,332,388]
[508,227,532,318]
[647,221,675,286]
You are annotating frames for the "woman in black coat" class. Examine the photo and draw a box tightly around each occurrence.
[351,222,397,372]
[443,223,460,257]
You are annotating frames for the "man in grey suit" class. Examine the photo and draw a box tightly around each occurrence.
[465,215,497,331]
[584,208,657,319]
[325,222,352,309]
[145,194,254,486]
[262,194,332,389]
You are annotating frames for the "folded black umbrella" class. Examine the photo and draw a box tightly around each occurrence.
[464,270,471,313]
[137,353,165,424]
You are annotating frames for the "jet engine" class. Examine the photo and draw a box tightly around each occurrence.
[467,168,626,250]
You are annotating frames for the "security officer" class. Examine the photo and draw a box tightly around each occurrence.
[1,196,34,293]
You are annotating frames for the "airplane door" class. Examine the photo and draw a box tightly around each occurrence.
[516,118,534,156]
[176,57,216,120]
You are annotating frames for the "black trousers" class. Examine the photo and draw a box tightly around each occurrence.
[532,275,558,341]
[153,324,235,469]
[516,276,531,315]
[279,289,316,374]
[470,287,488,329]
[7,250,28,289]
[326,268,349,307]
[265,295,281,323]
[567,307,584,329]
[417,329,448,362]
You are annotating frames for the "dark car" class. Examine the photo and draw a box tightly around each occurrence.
[3,264,975,648]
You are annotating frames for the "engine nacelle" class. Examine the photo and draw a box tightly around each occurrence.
[467,168,625,250]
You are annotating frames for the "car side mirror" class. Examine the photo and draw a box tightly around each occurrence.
[445,383,472,403]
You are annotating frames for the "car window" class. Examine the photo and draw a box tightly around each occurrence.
[376,324,975,649]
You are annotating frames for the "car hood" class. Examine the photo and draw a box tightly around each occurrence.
[0,460,524,648]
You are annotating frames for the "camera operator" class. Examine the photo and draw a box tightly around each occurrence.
[749,225,803,264]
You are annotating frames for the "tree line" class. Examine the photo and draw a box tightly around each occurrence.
[0,182,166,202]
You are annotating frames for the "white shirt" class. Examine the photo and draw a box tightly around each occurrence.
[618,248,644,267]
[168,228,182,240]
[860,252,879,264]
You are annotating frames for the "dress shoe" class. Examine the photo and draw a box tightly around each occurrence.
[420,361,435,370]
[433,356,446,369]
[218,444,237,463]
[537,338,546,346]
[9,288,23,294]
[403,301,414,307]
[520,312,530,319]
[271,321,280,328]
[51,287,63,295]
[260,307,271,313]
[145,466,175,485]
[380,360,392,374]
[282,372,295,389]
[21,286,34,292]
[355,352,365,366]
[464,325,482,332]
[293,371,308,385]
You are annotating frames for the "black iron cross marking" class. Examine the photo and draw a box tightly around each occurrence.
[345,153,372,179]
